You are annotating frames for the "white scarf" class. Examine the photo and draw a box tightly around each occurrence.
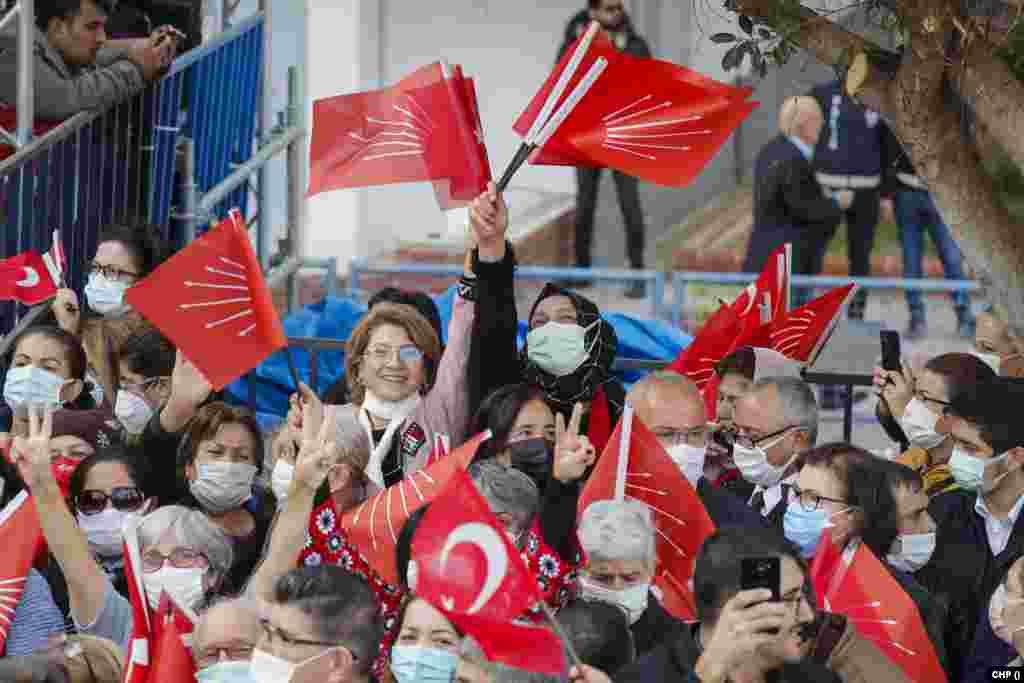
[359,390,421,487]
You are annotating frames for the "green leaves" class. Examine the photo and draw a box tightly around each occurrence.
[712,33,738,43]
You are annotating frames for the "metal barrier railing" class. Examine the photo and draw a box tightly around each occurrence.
[347,259,980,326]
[0,12,306,336]
[349,259,667,319]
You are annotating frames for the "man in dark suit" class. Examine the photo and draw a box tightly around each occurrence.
[560,1,651,298]
[744,96,851,307]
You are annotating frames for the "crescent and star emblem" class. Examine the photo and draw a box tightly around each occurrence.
[438,522,508,614]
[15,267,39,288]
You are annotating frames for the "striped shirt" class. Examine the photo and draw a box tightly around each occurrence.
[6,569,67,656]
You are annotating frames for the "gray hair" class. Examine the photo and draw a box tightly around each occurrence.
[137,505,234,578]
[193,596,261,666]
[578,500,656,565]
[328,404,372,478]
[627,370,700,404]
[753,376,819,446]
[469,462,539,530]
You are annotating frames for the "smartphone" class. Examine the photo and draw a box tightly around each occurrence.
[881,330,902,372]
[740,556,780,601]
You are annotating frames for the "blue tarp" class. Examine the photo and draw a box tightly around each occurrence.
[225,286,691,427]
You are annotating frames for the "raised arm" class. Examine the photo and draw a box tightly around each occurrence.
[247,403,336,602]
[11,406,108,629]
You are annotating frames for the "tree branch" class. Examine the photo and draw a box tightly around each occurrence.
[953,43,1024,171]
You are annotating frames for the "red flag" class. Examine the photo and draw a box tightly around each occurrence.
[124,209,287,390]
[515,27,757,186]
[146,594,196,683]
[411,469,541,621]
[767,284,856,363]
[447,612,565,676]
[810,536,946,683]
[0,252,58,305]
[577,411,716,619]
[339,430,490,586]
[309,62,490,209]
[667,303,742,420]
[733,243,791,339]
[587,386,613,456]
[0,492,47,656]
[122,517,152,683]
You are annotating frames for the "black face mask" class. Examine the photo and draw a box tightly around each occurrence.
[508,438,554,491]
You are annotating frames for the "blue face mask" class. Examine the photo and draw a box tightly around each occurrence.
[3,365,67,415]
[783,504,849,559]
[391,645,458,683]
[196,660,255,683]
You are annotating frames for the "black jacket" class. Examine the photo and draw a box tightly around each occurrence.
[744,135,841,272]
[615,622,844,683]
[559,11,652,61]
[632,593,687,658]
[807,79,886,179]
[697,477,771,531]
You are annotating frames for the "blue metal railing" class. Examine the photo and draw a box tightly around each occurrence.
[0,15,267,334]
[347,259,980,326]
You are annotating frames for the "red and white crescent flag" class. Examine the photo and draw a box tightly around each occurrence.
[124,209,287,390]
[145,593,197,683]
[411,468,541,621]
[0,252,59,305]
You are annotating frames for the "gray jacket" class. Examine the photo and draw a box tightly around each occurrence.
[0,26,146,120]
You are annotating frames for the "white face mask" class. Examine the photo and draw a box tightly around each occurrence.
[949,446,1013,495]
[249,647,338,683]
[76,507,139,558]
[84,271,132,317]
[271,459,295,505]
[3,365,68,415]
[733,432,796,488]
[971,351,1001,374]
[115,389,155,435]
[189,462,257,514]
[142,565,206,612]
[886,531,936,573]
[579,575,650,624]
[196,659,256,683]
[667,443,706,488]
[526,320,599,378]
[898,398,947,451]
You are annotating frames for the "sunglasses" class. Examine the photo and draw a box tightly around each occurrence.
[77,487,147,515]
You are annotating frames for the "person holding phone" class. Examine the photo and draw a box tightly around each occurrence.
[616,526,906,683]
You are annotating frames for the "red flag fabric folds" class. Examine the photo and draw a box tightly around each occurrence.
[578,412,715,619]
[514,27,757,186]
[0,252,58,305]
[339,430,490,586]
[810,535,946,683]
[146,594,196,683]
[309,62,491,209]
[0,492,47,656]
[448,612,565,676]
[411,468,541,621]
[767,284,856,363]
[124,209,287,390]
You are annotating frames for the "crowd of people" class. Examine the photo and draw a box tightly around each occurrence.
[0,172,1021,683]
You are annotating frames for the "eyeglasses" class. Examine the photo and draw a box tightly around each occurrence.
[141,547,210,573]
[652,426,708,448]
[914,392,950,415]
[89,261,142,283]
[193,644,255,669]
[734,425,796,450]
[365,344,424,366]
[121,377,163,397]
[259,618,347,651]
[77,487,146,515]
[789,484,848,512]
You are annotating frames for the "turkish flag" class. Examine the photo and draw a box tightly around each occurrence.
[447,612,565,676]
[124,209,287,390]
[309,62,490,209]
[146,594,197,683]
[0,492,47,656]
[767,284,856,363]
[514,26,757,186]
[578,409,715,619]
[0,251,58,305]
[338,430,490,586]
[411,469,541,622]
[810,535,946,683]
